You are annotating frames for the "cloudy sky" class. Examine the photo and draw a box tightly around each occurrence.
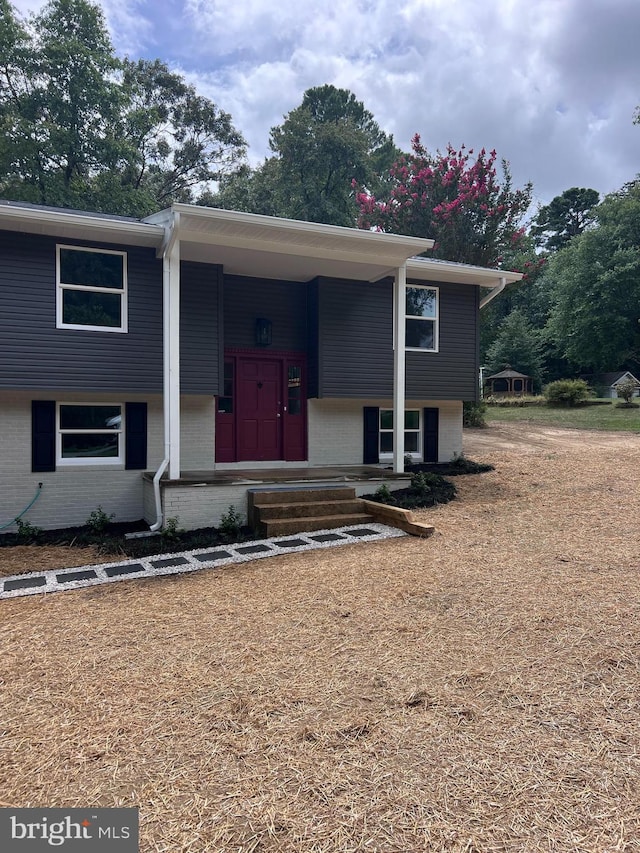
[12,0,640,210]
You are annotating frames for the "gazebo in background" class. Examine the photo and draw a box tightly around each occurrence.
[486,366,533,397]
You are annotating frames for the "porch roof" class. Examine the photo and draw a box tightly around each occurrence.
[145,204,434,283]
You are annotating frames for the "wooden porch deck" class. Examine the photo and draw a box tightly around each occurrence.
[154,465,409,487]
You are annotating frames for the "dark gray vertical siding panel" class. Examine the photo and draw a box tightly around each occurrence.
[224,276,307,351]
[0,230,163,392]
[405,281,479,400]
[180,261,221,394]
[317,277,394,398]
[317,277,479,400]
[307,279,320,398]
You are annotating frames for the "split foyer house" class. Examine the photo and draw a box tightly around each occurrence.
[0,200,522,531]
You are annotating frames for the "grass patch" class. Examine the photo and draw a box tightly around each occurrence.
[485,400,640,432]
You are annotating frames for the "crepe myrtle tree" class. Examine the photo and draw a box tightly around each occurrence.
[355,134,533,268]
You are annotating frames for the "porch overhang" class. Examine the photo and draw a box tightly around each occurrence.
[145,203,434,282]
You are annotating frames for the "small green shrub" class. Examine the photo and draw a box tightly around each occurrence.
[373,484,394,504]
[463,400,487,427]
[15,517,43,543]
[615,378,640,404]
[219,505,243,539]
[410,472,440,496]
[543,379,591,407]
[161,516,185,542]
[86,505,115,534]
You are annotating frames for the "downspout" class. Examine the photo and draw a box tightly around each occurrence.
[479,276,507,309]
[150,212,180,531]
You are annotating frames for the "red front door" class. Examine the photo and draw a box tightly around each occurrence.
[237,358,282,461]
[216,352,307,463]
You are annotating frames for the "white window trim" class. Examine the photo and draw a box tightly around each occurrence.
[379,408,422,461]
[56,402,124,466]
[56,244,128,333]
[405,284,439,353]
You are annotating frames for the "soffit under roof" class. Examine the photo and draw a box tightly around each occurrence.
[150,204,433,282]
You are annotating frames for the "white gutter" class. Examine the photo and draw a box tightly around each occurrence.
[0,203,162,245]
[150,211,180,531]
[479,276,507,309]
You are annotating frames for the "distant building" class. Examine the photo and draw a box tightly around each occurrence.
[580,371,640,399]
[485,367,533,397]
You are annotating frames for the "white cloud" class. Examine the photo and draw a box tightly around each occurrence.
[6,0,640,204]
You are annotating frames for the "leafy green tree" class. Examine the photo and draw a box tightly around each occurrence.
[485,310,544,388]
[269,85,399,226]
[1,0,123,206]
[213,85,399,225]
[205,160,281,217]
[530,187,600,251]
[544,182,640,372]
[0,0,245,215]
[355,134,532,266]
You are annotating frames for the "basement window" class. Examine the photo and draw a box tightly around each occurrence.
[57,403,123,465]
[379,409,422,460]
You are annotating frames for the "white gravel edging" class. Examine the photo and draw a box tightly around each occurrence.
[0,523,407,600]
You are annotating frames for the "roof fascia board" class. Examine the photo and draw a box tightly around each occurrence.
[0,205,163,246]
[407,258,523,288]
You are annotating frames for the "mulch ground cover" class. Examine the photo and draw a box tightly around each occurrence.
[1,435,640,850]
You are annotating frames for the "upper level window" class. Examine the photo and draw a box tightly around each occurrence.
[57,246,127,332]
[405,285,438,351]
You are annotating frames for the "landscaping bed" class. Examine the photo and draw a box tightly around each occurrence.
[0,517,254,575]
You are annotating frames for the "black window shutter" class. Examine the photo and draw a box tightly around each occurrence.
[363,406,380,464]
[423,407,439,463]
[125,402,147,470]
[32,400,56,472]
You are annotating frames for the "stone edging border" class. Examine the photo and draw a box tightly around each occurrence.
[0,523,407,600]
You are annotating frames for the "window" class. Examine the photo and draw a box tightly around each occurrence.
[405,285,438,351]
[57,246,127,331]
[57,403,123,465]
[218,361,234,414]
[379,409,422,460]
[287,365,302,415]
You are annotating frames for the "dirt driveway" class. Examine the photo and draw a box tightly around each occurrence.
[2,425,640,851]
[464,420,640,454]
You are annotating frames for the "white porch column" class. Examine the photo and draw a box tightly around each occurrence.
[163,221,181,480]
[393,264,407,473]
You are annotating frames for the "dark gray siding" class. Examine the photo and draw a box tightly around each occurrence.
[316,277,393,398]
[406,281,479,400]
[315,277,479,401]
[224,276,307,351]
[180,261,222,394]
[0,230,163,393]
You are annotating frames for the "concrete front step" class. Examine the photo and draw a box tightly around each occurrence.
[259,513,375,538]
[257,499,366,520]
